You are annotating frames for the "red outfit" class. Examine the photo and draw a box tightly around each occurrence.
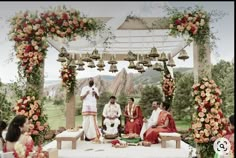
[124,105,143,134]
[143,111,177,144]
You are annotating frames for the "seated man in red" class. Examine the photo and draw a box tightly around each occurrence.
[124,98,143,135]
[143,102,177,144]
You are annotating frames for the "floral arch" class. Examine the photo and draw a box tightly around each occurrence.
[9,5,228,157]
[9,6,108,145]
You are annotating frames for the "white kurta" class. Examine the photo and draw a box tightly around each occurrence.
[80,85,99,115]
[140,108,162,140]
[102,102,121,135]
[80,85,100,139]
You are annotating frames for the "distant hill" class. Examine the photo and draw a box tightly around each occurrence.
[43,67,193,98]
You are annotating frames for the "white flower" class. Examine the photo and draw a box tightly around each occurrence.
[188,17,193,21]
[169,24,173,29]
[83,18,87,23]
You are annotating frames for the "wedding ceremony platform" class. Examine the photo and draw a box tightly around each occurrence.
[43,136,196,158]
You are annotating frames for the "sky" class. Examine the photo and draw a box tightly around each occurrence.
[0,1,234,83]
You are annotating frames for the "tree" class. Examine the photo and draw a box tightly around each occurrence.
[172,73,194,121]
[117,92,128,112]
[97,91,112,117]
[139,85,163,117]
[212,60,234,117]
[0,82,13,122]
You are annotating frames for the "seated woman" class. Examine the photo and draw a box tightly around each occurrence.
[3,115,34,156]
[143,102,177,144]
[124,98,143,135]
[224,114,234,156]
[0,120,7,150]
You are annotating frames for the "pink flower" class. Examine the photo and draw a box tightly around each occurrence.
[198,112,205,118]
[32,130,39,135]
[38,126,44,131]
[33,115,38,121]
[200,85,205,89]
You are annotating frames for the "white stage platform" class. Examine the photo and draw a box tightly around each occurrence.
[43,139,196,158]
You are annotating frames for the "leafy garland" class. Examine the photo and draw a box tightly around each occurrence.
[59,62,77,102]
[190,77,228,157]
[9,6,108,144]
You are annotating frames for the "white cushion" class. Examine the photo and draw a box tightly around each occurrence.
[159,132,181,137]
[56,129,84,138]
[1,152,14,158]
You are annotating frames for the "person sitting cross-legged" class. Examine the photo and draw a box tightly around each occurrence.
[140,101,162,140]
[102,96,122,135]
[143,102,177,144]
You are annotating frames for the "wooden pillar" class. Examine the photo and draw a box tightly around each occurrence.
[66,93,75,129]
[39,60,45,100]
[193,40,211,84]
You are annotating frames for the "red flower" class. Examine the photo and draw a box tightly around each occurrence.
[62,13,69,20]
[181,17,187,24]
[25,45,32,53]
[175,19,181,25]
[111,140,120,145]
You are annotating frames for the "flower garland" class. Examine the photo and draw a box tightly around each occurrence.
[14,96,49,145]
[167,6,211,62]
[190,77,228,157]
[162,74,175,98]
[60,62,77,101]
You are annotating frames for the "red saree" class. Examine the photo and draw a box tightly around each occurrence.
[124,105,143,134]
[143,110,177,144]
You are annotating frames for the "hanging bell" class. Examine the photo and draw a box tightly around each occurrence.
[96,58,105,68]
[158,52,168,62]
[138,65,145,73]
[124,50,136,61]
[142,54,149,65]
[109,64,118,73]
[60,47,67,54]
[135,62,142,70]
[108,55,117,64]
[88,60,95,68]
[97,67,104,71]
[75,56,85,66]
[143,59,152,67]
[82,52,92,62]
[69,59,76,68]
[128,61,136,69]
[167,57,176,67]
[90,48,100,60]
[149,47,159,58]
[77,65,85,71]
[178,49,189,61]
[153,62,162,71]
[138,55,146,65]
[57,54,66,62]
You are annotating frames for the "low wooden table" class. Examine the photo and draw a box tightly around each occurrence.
[159,132,181,149]
[55,129,84,149]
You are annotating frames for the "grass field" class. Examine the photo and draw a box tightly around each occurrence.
[44,101,191,131]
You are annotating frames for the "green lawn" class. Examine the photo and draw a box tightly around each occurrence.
[44,101,191,131]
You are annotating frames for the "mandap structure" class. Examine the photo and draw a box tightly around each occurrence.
[9,5,228,157]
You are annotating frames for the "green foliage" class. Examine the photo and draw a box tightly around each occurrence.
[0,84,13,122]
[212,60,234,117]
[139,85,163,117]
[97,91,112,117]
[117,92,128,111]
[172,73,194,121]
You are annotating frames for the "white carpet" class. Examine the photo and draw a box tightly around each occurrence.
[43,139,196,158]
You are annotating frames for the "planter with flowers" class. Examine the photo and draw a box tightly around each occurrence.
[190,77,228,157]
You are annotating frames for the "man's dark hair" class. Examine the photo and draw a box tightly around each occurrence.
[129,98,134,102]
[110,96,116,99]
[229,114,234,126]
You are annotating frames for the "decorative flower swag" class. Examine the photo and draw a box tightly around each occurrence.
[14,96,49,145]
[190,77,228,157]
[167,6,212,62]
[9,6,107,144]
[60,62,77,101]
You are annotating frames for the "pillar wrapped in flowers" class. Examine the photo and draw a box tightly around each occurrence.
[9,5,108,144]
[190,77,228,157]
